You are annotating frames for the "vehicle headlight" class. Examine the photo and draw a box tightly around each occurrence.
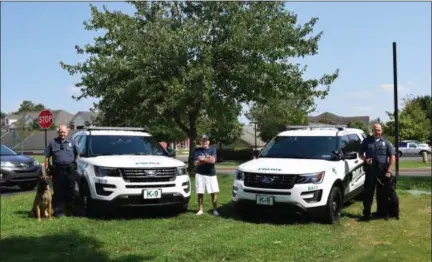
[1,161,14,168]
[33,160,40,166]
[296,172,325,184]
[177,166,187,176]
[94,166,120,177]
[235,170,244,181]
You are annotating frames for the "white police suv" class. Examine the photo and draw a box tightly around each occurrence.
[232,125,367,224]
[71,127,190,216]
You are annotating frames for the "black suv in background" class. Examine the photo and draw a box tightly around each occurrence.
[0,144,42,190]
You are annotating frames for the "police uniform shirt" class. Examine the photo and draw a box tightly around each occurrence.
[45,137,80,165]
[360,136,396,164]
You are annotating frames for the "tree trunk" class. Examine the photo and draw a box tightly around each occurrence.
[187,129,197,173]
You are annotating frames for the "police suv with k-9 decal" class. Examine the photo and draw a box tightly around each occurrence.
[71,127,190,217]
[233,125,367,224]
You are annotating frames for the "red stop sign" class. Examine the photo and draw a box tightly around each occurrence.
[38,110,54,129]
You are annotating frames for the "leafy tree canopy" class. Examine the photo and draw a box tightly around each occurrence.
[384,96,431,142]
[248,95,312,142]
[60,2,338,168]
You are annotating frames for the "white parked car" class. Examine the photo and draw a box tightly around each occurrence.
[232,125,367,224]
[72,127,191,217]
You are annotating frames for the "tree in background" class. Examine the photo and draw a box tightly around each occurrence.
[60,2,338,170]
[248,96,311,142]
[347,120,369,135]
[384,96,430,143]
[14,100,45,114]
[410,95,432,143]
[1,112,6,119]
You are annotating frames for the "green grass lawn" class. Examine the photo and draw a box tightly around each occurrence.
[399,161,431,169]
[1,174,431,262]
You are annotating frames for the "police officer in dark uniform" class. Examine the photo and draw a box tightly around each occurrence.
[44,125,80,217]
[359,123,398,221]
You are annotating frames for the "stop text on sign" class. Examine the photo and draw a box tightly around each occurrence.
[39,115,53,123]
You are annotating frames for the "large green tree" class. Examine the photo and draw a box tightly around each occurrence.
[60,2,338,169]
[248,95,312,142]
[384,97,430,142]
[15,100,45,114]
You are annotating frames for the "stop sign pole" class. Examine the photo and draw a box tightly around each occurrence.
[38,109,54,148]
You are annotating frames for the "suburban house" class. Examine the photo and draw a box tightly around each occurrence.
[5,110,74,130]
[69,111,99,130]
[160,124,266,150]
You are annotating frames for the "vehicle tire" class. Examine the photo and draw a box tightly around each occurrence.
[18,181,38,191]
[79,180,99,218]
[320,186,343,224]
[419,150,426,156]
[398,151,403,157]
[176,202,189,213]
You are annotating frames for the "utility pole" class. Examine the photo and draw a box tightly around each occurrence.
[250,120,258,151]
[393,42,399,177]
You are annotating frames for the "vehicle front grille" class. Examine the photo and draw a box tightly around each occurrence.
[244,172,298,189]
[120,168,177,183]
[12,162,34,169]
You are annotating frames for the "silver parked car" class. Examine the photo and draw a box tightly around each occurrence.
[398,141,431,157]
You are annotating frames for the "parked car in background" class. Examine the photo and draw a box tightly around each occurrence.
[401,140,431,148]
[0,144,42,190]
[398,141,431,157]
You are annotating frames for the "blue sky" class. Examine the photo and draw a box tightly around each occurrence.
[1,2,431,123]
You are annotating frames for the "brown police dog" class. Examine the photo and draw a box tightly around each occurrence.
[30,176,53,221]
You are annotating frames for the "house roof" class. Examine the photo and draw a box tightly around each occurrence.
[240,125,266,147]
[70,111,99,123]
[308,112,370,125]
[7,110,74,128]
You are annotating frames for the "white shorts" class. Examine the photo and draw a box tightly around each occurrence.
[195,173,219,194]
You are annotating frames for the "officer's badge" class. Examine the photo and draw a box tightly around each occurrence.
[68,142,72,148]
[382,141,385,146]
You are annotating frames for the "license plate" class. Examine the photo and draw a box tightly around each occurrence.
[143,189,162,199]
[256,195,274,206]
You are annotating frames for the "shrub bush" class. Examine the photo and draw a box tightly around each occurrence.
[216,148,254,162]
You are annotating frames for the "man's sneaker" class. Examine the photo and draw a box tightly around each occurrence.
[212,209,220,216]
[196,210,204,216]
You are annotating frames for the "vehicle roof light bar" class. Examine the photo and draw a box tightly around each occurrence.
[286,124,346,131]
[85,126,148,135]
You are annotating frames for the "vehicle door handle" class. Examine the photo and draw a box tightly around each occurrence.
[354,160,359,163]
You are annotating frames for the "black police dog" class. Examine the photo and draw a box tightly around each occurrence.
[375,170,400,220]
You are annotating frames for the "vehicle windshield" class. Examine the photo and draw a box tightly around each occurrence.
[1,145,18,156]
[87,135,167,156]
[259,136,338,160]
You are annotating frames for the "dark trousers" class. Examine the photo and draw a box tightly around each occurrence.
[363,169,377,217]
[50,164,77,216]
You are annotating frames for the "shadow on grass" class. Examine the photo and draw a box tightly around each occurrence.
[0,230,150,262]
[217,201,314,225]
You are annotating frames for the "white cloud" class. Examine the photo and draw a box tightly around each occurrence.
[380,84,407,92]
[346,91,371,98]
[351,106,373,113]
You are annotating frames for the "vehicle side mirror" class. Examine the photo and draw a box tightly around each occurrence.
[342,151,357,160]
[166,147,176,157]
[253,149,261,158]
